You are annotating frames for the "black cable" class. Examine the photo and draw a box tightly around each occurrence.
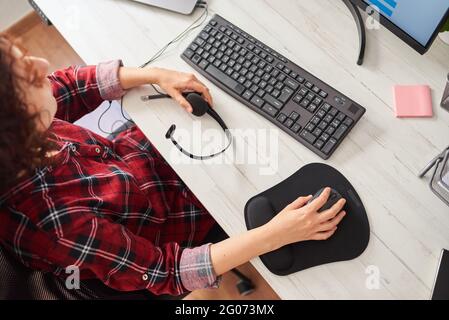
[98,2,209,135]
[139,3,209,68]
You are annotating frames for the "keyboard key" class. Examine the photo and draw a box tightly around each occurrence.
[277,113,287,123]
[314,139,325,150]
[298,88,308,96]
[264,94,283,110]
[306,93,315,101]
[184,49,195,59]
[291,123,302,133]
[311,116,320,125]
[277,74,286,82]
[331,119,341,128]
[262,104,278,117]
[305,123,315,132]
[199,59,209,69]
[318,121,328,130]
[275,82,284,91]
[333,125,348,140]
[243,90,253,100]
[257,89,265,98]
[343,118,353,127]
[322,103,331,112]
[250,96,264,108]
[313,97,323,106]
[312,86,321,94]
[206,65,245,95]
[284,78,300,90]
[305,81,313,89]
[322,138,337,155]
[284,118,294,128]
[192,54,202,64]
[317,109,326,119]
[279,87,294,103]
[320,133,330,142]
[308,104,318,113]
[325,126,335,135]
[313,128,323,137]
[319,90,328,98]
[194,38,205,46]
[300,130,317,145]
[272,89,280,98]
[324,114,334,123]
[293,95,302,104]
[336,112,346,122]
[300,99,310,108]
[289,112,300,121]
[329,108,338,117]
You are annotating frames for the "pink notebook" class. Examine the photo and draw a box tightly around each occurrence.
[393,85,433,118]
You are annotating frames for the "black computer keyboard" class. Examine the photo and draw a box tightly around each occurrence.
[181,14,366,159]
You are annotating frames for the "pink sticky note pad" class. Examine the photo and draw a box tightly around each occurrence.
[393,85,433,118]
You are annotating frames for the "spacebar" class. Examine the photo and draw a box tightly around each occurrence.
[205,65,245,96]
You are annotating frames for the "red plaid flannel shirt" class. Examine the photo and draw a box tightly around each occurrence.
[0,60,220,296]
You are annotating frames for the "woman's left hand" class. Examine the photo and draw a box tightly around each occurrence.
[153,68,213,113]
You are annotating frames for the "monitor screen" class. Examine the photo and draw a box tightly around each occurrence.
[364,0,449,47]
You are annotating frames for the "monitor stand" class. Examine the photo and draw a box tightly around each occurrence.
[342,0,366,66]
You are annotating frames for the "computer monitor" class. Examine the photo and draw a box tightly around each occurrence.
[351,0,449,54]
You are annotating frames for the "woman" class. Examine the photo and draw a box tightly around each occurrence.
[0,34,346,296]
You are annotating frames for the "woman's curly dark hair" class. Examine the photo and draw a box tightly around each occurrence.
[0,33,54,193]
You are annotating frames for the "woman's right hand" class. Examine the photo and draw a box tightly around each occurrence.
[265,187,347,250]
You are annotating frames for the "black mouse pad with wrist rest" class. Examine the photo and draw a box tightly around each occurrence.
[244,163,370,276]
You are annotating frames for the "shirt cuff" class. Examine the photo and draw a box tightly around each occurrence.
[180,243,221,291]
[96,60,126,101]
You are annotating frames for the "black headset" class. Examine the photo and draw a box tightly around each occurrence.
[142,92,232,160]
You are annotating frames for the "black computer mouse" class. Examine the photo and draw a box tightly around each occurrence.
[308,187,343,212]
[183,92,210,117]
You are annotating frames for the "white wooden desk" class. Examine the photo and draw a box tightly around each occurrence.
[34,0,449,299]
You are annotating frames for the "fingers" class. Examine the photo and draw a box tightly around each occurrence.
[311,227,337,241]
[318,198,347,222]
[286,195,312,210]
[190,80,213,106]
[169,89,193,113]
[306,187,331,212]
[182,75,213,106]
[317,211,346,232]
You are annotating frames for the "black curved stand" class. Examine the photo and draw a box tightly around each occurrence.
[342,0,366,66]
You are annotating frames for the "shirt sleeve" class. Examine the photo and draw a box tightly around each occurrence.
[180,243,221,291]
[1,206,219,296]
[49,60,126,123]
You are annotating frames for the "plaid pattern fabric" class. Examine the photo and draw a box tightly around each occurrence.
[0,61,219,296]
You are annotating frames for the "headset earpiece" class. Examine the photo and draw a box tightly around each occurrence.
[183,92,209,117]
